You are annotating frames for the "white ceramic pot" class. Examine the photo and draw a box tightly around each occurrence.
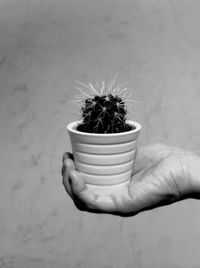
[67,120,142,195]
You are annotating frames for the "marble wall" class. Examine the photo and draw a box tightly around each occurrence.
[1,0,200,267]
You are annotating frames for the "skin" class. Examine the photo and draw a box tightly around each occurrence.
[62,143,200,216]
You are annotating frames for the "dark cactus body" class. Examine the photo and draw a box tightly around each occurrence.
[77,94,133,133]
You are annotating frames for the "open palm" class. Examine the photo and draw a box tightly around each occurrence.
[62,143,194,215]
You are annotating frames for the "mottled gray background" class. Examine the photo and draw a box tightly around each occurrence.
[0,0,200,267]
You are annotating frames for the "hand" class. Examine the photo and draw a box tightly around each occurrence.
[62,143,200,216]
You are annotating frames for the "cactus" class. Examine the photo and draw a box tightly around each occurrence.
[76,81,133,133]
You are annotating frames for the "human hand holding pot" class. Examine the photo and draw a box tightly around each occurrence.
[62,143,200,216]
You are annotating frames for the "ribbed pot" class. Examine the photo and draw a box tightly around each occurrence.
[67,120,142,195]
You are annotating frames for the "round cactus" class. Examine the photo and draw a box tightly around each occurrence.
[77,93,133,134]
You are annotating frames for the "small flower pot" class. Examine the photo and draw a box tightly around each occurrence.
[67,120,142,195]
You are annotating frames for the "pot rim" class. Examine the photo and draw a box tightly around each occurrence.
[67,120,142,137]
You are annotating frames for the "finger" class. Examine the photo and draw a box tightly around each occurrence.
[69,171,116,212]
[62,158,76,197]
[62,152,74,175]
[62,152,74,163]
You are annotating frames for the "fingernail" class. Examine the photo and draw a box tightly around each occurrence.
[62,153,68,162]
[64,158,71,168]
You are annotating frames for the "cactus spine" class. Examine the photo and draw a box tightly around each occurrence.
[77,91,133,134]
